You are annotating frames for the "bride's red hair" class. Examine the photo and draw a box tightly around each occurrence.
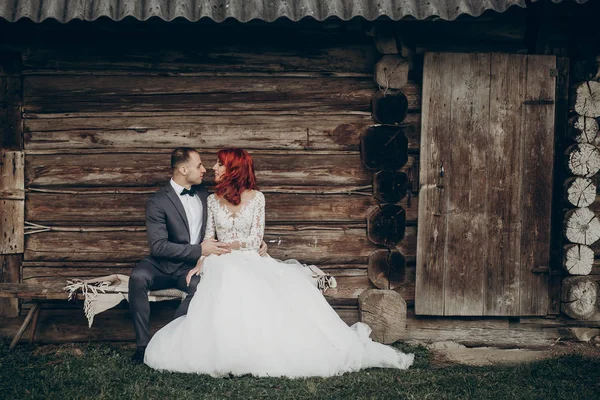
[214,148,258,205]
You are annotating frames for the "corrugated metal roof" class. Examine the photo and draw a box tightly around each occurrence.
[0,0,590,23]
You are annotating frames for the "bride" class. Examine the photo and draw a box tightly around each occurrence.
[144,148,414,377]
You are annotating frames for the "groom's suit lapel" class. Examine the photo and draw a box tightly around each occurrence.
[164,183,191,239]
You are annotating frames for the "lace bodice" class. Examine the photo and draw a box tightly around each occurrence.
[204,191,265,251]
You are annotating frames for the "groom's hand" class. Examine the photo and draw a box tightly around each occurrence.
[258,240,268,257]
[201,239,231,256]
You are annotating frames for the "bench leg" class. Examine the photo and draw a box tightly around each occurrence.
[29,305,41,344]
[10,302,40,350]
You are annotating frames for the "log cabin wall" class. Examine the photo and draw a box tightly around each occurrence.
[1,2,593,346]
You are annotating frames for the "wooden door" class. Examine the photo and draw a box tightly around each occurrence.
[415,53,556,316]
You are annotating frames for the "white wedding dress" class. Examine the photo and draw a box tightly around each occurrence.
[144,191,414,377]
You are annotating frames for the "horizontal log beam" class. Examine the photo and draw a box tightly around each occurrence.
[26,151,409,188]
[23,226,417,265]
[25,191,419,225]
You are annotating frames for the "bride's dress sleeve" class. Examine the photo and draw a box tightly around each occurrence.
[204,195,216,241]
[239,191,265,251]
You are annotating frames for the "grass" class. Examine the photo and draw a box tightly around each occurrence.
[1,340,600,400]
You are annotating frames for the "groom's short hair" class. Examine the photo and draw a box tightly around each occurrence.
[171,147,198,171]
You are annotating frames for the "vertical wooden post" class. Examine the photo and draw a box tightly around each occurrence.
[0,50,23,318]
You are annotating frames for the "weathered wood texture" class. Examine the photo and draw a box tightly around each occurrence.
[367,249,406,290]
[571,81,600,117]
[23,226,417,265]
[564,207,600,246]
[358,289,407,344]
[564,244,594,276]
[25,152,393,187]
[561,276,598,320]
[374,55,409,90]
[569,116,598,144]
[0,255,21,317]
[565,177,596,207]
[23,112,421,152]
[567,143,600,177]
[0,151,24,254]
[416,53,555,316]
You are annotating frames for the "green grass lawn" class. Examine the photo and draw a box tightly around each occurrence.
[1,340,599,400]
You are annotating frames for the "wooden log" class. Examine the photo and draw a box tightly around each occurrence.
[23,225,418,264]
[23,76,382,114]
[358,289,407,344]
[367,205,406,247]
[0,151,24,253]
[572,59,600,83]
[569,116,598,144]
[375,56,409,90]
[572,81,600,117]
[24,114,378,152]
[565,177,596,207]
[25,151,387,188]
[564,244,594,276]
[373,170,409,203]
[25,191,388,225]
[374,34,398,55]
[561,276,598,320]
[360,126,409,171]
[371,90,409,125]
[0,255,21,317]
[565,207,600,245]
[21,34,378,74]
[567,143,600,177]
[367,249,406,290]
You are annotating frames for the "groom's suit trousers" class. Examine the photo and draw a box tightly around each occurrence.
[129,259,201,347]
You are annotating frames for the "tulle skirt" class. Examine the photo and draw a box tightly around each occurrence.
[144,251,414,378]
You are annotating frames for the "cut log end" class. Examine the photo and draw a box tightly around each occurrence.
[367,249,407,290]
[565,177,597,207]
[371,91,409,125]
[567,143,600,177]
[569,116,599,144]
[360,125,409,171]
[565,207,600,245]
[572,81,600,118]
[367,205,406,247]
[375,55,409,90]
[561,276,598,320]
[373,170,409,203]
[563,244,594,275]
[358,289,407,344]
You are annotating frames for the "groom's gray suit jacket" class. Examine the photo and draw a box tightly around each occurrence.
[142,182,210,274]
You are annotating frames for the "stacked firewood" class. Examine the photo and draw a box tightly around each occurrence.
[563,58,600,319]
[357,29,412,344]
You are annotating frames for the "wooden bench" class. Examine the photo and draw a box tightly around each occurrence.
[0,283,75,349]
[0,278,368,348]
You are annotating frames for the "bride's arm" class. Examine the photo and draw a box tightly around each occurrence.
[231,192,265,252]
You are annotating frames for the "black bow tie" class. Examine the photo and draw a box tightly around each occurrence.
[180,188,196,197]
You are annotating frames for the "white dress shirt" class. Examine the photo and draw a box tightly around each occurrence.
[170,179,203,245]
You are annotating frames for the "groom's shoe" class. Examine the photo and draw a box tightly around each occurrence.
[131,346,146,364]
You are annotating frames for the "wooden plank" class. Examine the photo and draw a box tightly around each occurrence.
[443,53,490,316]
[0,151,24,253]
[518,55,556,316]
[415,52,453,315]
[21,33,377,75]
[24,151,385,188]
[23,225,417,265]
[484,53,527,316]
[24,113,382,152]
[26,191,410,225]
[0,255,21,316]
[548,57,570,315]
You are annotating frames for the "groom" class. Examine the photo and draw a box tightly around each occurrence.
[129,147,266,363]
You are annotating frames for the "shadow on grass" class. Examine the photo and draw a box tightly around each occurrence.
[1,339,599,399]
